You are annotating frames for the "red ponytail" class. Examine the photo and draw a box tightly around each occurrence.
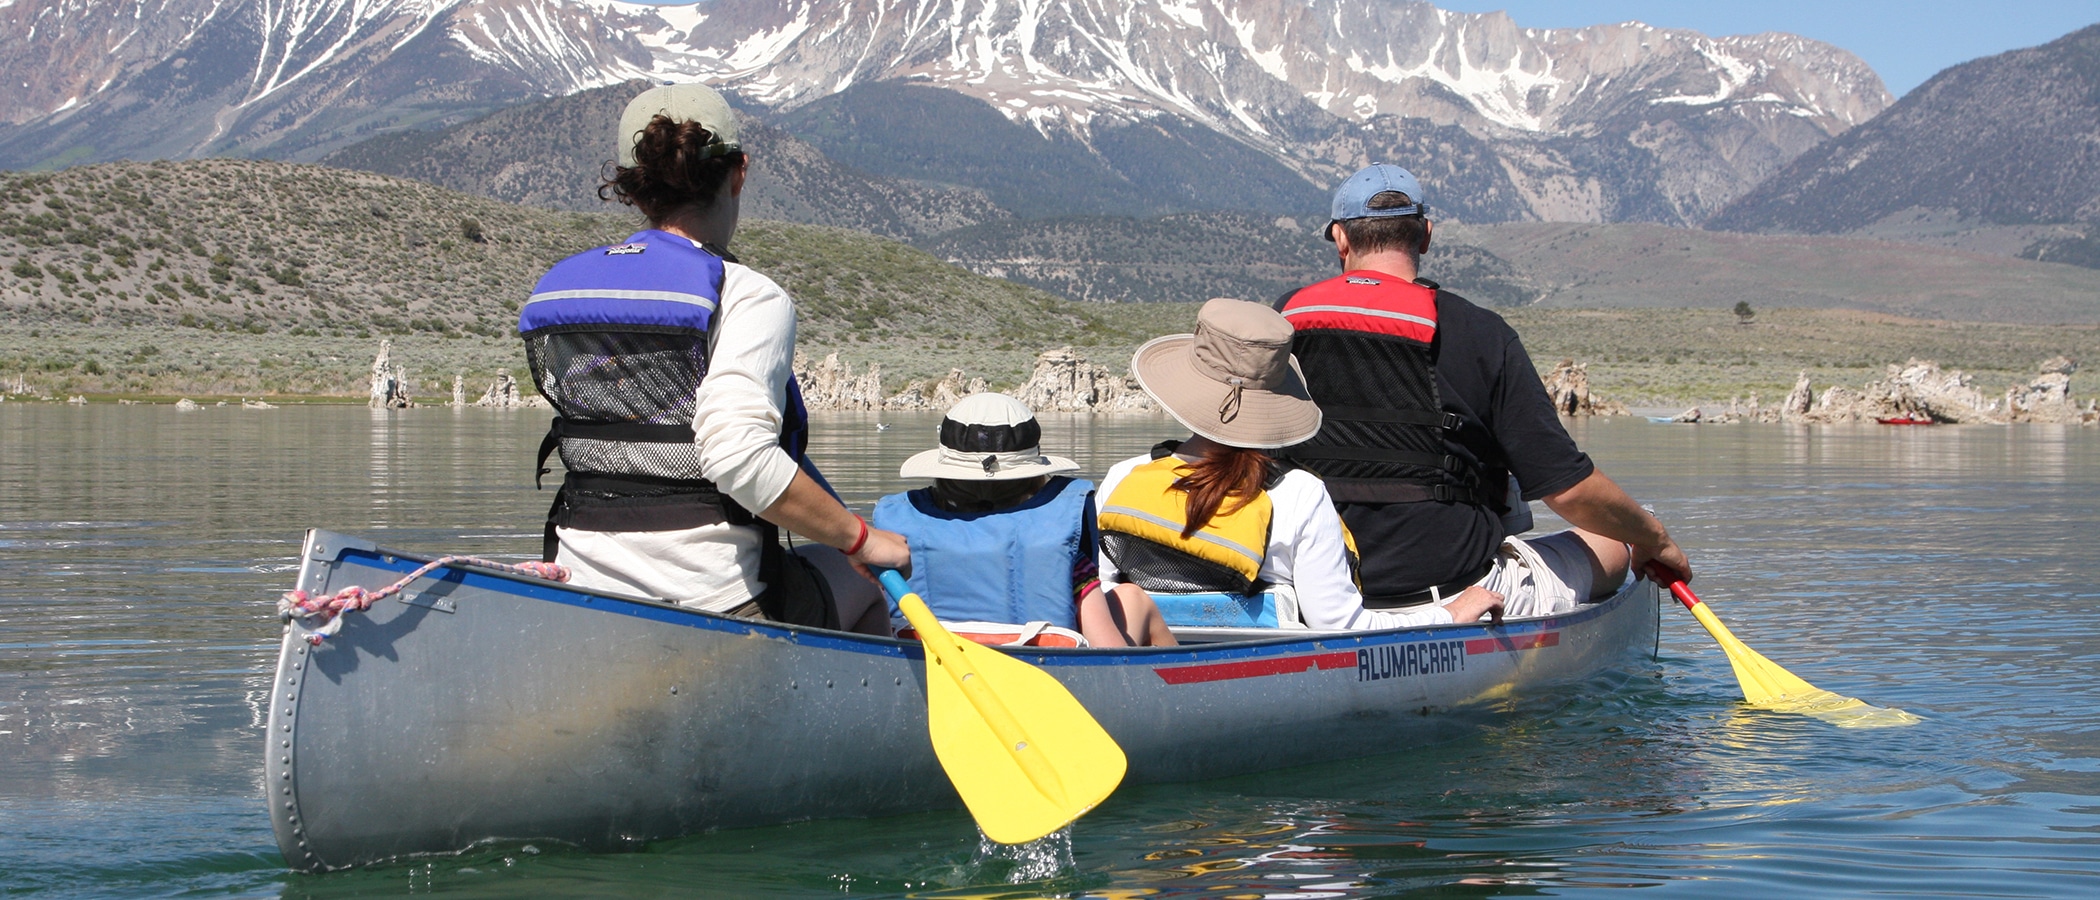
[1173,445,1272,537]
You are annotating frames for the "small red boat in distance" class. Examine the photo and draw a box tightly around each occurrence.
[1877,416,1935,425]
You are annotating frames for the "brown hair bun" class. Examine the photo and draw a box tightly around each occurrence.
[599,115,747,223]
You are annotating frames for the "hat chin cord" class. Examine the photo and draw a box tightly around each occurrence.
[1218,377,1245,424]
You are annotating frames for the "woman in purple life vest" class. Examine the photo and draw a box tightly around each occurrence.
[520,83,906,632]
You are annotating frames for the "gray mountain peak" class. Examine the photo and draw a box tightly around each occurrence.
[0,0,1891,225]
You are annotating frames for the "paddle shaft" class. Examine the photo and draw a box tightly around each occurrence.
[877,569,1073,808]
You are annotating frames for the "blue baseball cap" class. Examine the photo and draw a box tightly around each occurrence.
[1326,164,1424,241]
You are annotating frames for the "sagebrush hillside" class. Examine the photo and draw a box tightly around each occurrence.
[4,159,2094,408]
[0,159,1100,347]
[923,210,1537,306]
[1454,222,2100,324]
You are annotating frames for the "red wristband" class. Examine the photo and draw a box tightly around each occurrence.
[844,515,870,556]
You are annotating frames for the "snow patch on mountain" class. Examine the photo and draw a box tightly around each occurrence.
[0,0,1893,225]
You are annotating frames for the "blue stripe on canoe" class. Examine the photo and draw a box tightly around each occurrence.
[332,548,1632,668]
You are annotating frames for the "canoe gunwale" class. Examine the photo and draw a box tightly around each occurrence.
[301,529,1642,663]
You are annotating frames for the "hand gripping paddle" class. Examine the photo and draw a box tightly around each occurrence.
[878,569,1128,843]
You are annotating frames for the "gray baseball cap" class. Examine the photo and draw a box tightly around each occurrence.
[1326,163,1424,241]
[616,82,741,167]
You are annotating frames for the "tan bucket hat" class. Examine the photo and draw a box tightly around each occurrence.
[1132,298,1322,449]
[899,393,1082,481]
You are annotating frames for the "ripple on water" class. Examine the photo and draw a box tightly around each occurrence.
[4,410,2099,897]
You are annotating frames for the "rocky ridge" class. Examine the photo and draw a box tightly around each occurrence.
[796,347,1152,413]
[721,0,1889,225]
[2,0,1890,226]
[1541,359,1630,417]
[1710,24,2100,237]
[1681,358,2100,425]
[368,339,414,408]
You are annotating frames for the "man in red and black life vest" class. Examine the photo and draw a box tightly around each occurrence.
[1272,164,1691,618]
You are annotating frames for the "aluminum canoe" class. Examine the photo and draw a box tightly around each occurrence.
[267,529,1660,871]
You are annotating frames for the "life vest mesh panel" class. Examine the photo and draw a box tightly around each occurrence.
[1101,531,1261,596]
[554,438,710,485]
[1289,330,1451,483]
[524,329,708,480]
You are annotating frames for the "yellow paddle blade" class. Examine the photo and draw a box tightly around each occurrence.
[881,577,1126,844]
[1684,602,1820,703]
[1684,599,1921,729]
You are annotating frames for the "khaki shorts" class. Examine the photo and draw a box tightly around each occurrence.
[1474,530,1603,618]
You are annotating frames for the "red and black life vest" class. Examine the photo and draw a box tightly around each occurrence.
[1277,271,1504,510]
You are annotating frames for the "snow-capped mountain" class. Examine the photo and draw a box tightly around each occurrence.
[655,0,1883,140]
[0,0,661,162]
[0,0,1892,224]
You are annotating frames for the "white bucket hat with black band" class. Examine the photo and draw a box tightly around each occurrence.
[1132,298,1322,449]
[899,392,1082,481]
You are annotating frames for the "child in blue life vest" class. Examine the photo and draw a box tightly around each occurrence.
[872,393,1176,647]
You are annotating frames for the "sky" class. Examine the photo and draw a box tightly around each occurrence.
[1433,1,2100,97]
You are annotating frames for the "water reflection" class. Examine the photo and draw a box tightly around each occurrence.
[2,407,2098,898]
[369,407,393,529]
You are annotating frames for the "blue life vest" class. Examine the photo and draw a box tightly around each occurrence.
[520,230,827,553]
[521,229,724,335]
[872,477,1093,630]
[1152,591,1284,628]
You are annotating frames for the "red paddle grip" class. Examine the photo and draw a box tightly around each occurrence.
[1644,562,1701,612]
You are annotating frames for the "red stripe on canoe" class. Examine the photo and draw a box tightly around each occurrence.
[1154,650,1357,684]
[1465,632,1559,655]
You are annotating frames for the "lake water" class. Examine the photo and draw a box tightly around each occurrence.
[3,405,2098,898]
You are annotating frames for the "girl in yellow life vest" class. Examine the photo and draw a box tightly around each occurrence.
[1098,299,1505,630]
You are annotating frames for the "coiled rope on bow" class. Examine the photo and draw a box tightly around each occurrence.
[279,556,569,645]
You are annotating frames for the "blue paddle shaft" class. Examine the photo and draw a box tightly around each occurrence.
[877,569,911,605]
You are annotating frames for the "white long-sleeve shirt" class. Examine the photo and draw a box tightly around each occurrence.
[555,253,804,611]
[1095,452,1455,630]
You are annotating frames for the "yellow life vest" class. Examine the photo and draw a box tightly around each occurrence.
[1098,457,1272,595]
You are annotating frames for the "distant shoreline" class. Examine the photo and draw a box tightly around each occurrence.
[4,307,2095,411]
